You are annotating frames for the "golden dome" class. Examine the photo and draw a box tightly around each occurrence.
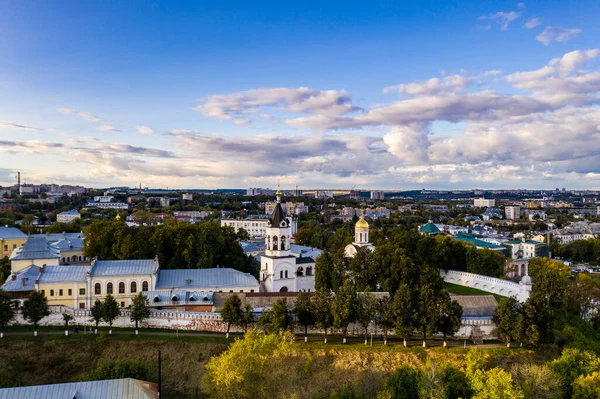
[355,218,369,229]
[115,214,121,221]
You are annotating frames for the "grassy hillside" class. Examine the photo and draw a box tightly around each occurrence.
[0,334,560,398]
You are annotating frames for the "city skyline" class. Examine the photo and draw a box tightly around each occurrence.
[2,1,600,190]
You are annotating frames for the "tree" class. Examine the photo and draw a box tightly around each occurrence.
[238,304,253,332]
[529,257,570,309]
[313,288,334,343]
[332,281,358,340]
[90,359,148,381]
[102,294,120,330]
[62,313,74,330]
[573,371,600,399]
[22,291,50,332]
[469,367,524,399]
[413,282,440,347]
[437,294,463,346]
[294,292,315,337]
[382,365,422,399]
[90,299,103,328]
[129,292,150,331]
[220,294,243,336]
[392,284,414,346]
[375,295,394,344]
[0,289,15,334]
[270,298,293,332]
[493,297,522,347]
[356,293,377,344]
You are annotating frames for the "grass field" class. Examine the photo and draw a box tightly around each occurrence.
[443,282,504,302]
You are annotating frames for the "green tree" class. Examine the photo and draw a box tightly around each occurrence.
[332,281,358,340]
[548,348,600,398]
[90,359,148,381]
[470,368,524,399]
[22,291,50,332]
[437,294,463,346]
[90,299,103,328]
[529,257,570,309]
[241,304,254,332]
[493,297,522,347]
[392,284,414,346]
[314,288,334,343]
[270,298,293,332]
[413,281,439,347]
[220,294,243,336]
[129,292,150,331]
[573,371,600,399]
[356,293,377,344]
[439,363,473,399]
[62,313,74,330]
[0,289,15,335]
[294,292,315,337]
[382,365,421,399]
[375,295,394,344]
[101,294,120,330]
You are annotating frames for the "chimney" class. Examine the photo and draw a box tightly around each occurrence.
[11,274,16,280]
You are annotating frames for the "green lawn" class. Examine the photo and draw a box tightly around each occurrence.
[443,282,504,302]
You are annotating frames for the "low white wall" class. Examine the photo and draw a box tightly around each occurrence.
[440,269,531,302]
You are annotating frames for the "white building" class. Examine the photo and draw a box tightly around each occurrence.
[370,190,385,200]
[221,216,297,238]
[173,211,212,219]
[474,198,495,207]
[315,190,334,199]
[86,201,128,210]
[505,206,521,220]
[260,189,315,292]
[247,187,274,196]
[182,193,193,201]
[160,197,172,207]
[344,218,375,257]
[57,209,81,223]
[265,201,308,216]
[94,196,114,203]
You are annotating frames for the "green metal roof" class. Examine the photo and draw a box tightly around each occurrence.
[420,223,441,234]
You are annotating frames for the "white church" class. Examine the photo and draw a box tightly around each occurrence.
[260,188,316,292]
[344,217,375,257]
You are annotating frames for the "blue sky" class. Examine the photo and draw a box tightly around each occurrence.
[1,0,600,190]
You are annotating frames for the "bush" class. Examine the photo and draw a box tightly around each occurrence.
[573,371,600,399]
[89,359,148,381]
[439,363,472,399]
[469,368,524,399]
[511,364,561,399]
[382,365,421,399]
[548,349,600,398]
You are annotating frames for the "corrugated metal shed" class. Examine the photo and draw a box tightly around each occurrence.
[0,378,158,399]
[38,265,92,283]
[156,268,258,290]
[9,237,60,260]
[91,259,157,277]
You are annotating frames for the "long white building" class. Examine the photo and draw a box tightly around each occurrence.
[221,216,297,238]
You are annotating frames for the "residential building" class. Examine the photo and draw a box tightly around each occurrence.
[370,190,385,200]
[481,211,503,221]
[246,187,274,196]
[474,198,496,207]
[222,215,297,238]
[0,227,27,258]
[56,209,81,223]
[505,239,550,260]
[94,195,114,202]
[173,210,212,219]
[315,190,334,199]
[85,200,128,210]
[505,206,521,220]
[9,237,60,272]
[160,197,172,207]
[0,202,17,212]
[182,193,193,201]
[524,210,547,221]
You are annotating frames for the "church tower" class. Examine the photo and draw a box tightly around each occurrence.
[344,217,375,257]
[261,185,296,292]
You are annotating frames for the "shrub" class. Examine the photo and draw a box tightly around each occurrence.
[469,368,524,399]
[439,363,472,399]
[573,371,600,399]
[511,363,561,399]
[382,365,421,399]
[90,359,148,381]
[548,349,600,398]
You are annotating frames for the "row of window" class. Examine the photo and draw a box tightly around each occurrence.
[267,235,287,251]
[3,244,18,252]
[94,281,149,295]
[42,288,85,297]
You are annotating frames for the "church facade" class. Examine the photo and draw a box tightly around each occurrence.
[260,188,316,292]
[344,218,375,257]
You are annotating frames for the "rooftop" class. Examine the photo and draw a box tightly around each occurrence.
[0,227,27,240]
[38,265,92,284]
[156,268,258,290]
[58,209,80,215]
[91,259,158,277]
[9,237,60,261]
[420,222,441,234]
[0,378,158,399]
[1,266,40,292]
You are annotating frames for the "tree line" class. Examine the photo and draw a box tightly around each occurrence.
[83,220,258,276]
[221,274,463,347]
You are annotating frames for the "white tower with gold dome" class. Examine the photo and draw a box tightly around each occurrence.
[344,217,375,257]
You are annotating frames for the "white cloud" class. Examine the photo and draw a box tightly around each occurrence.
[524,17,541,29]
[536,26,582,45]
[0,121,43,131]
[479,5,523,30]
[135,125,157,136]
[97,125,120,132]
[58,108,109,123]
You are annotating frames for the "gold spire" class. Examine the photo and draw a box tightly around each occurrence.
[276,179,282,197]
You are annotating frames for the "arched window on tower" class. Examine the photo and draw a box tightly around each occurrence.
[267,236,271,248]
[297,267,304,277]
[285,270,288,278]
[280,270,283,279]
[272,236,278,251]
[281,236,286,250]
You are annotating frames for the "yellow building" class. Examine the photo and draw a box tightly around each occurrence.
[0,227,28,259]
[9,237,60,272]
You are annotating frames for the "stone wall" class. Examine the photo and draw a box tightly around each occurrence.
[440,269,532,302]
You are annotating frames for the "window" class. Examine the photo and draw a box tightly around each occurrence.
[130,281,137,293]
[59,289,63,296]
[280,270,283,279]
[3,244,7,251]
[12,244,16,249]
[250,289,254,293]
[68,289,72,296]
[50,289,54,296]
[142,281,149,292]
[107,282,113,294]
[239,290,243,293]
[272,236,278,251]
[120,301,125,308]
[285,270,288,278]
[281,236,286,250]
[41,290,45,295]
[80,288,85,295]
[79,303,85,309]
[119,282,125,294]
[95,283,101,295]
